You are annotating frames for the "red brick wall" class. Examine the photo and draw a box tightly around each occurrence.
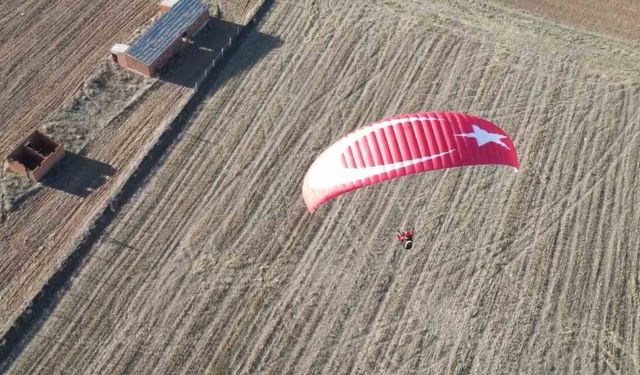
[117,53,152,77]
[4,133,65,182]
[31,144,65,182]
[186,11,210,36]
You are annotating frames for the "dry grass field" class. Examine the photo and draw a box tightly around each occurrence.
[3,0,640,374]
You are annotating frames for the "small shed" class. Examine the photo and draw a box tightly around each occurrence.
[111,0,210,77]
[4,131,65,182]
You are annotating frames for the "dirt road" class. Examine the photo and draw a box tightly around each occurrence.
[5,0,640,374]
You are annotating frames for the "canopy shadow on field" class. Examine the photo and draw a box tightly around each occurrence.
[41,153,115,197]
[160,17,283,88]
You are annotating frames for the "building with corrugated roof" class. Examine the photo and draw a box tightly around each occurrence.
[111,0,209,77]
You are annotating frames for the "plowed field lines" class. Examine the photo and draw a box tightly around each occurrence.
[4,0,640,374]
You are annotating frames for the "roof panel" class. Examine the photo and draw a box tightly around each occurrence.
[127,0,208,66]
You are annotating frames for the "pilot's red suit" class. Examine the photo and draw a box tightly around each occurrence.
[396,231,413,242]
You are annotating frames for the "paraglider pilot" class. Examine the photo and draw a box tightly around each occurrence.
[396,230,414,250]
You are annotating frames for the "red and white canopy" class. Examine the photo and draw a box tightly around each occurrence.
[302,112,519,212]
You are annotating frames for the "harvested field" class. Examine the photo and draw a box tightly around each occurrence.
[0,0,263,352]
[1,60,151,214]
[0,0,260,155]
[0,0,155,155]
[5,0,640,374]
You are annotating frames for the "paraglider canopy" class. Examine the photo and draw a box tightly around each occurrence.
[302,112,519,212]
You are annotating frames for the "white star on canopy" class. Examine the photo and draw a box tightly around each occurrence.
[456,125,509,149]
